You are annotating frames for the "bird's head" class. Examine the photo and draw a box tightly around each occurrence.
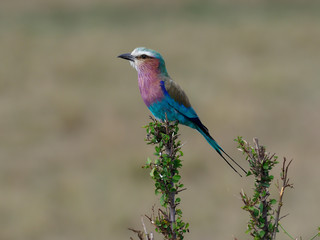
[118,47,168,76]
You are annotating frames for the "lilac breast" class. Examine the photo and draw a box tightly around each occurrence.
[137,60,164,107]
[138,72,164,107]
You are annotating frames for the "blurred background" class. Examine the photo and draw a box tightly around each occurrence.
[1,0,319,239]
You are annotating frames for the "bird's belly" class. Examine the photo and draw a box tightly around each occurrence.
[148,101,188,124]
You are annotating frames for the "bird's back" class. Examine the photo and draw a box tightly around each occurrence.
[163,78,191,108]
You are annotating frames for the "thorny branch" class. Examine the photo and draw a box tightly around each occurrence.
[130,117,189,240]
[273,157,294,240]
[129,216,154,240]
[237,137,294,240]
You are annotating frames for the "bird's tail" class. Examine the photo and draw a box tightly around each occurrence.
[196,126,247,177]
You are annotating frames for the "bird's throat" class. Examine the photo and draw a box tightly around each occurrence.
[137,68,164,108]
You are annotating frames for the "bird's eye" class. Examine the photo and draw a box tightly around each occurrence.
[141,54,148,59]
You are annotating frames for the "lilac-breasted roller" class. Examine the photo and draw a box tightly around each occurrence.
[118,47,246,176]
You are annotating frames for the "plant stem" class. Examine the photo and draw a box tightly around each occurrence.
[273,158,293,240]
[169,182,176,239]
[253,138,270,237]
[164,117,176,239]
[310,230,320,240]
[279,223,295,240]
[143,117,189,239]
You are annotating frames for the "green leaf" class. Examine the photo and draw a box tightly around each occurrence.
[246,171,253,177]
[259,202,264,213]
[268,223,274,231]
[146,157,151,165]
[248,206,255,211]
[270,199,277,205]
[172,175,181,183]
[259,230,265,238]
[160,194,166,206]
[176,209,182,215]
[263,162,269,170]
[172,222,176,230]
[253,209,259,217]
[150,168,155,177]
[155,146,160,153]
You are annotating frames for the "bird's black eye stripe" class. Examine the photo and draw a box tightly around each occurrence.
[137,54,151,59]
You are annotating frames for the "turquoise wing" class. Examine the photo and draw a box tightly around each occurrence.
[160,78,198,121]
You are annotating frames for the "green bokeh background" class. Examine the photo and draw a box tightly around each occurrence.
[1,0,319,239]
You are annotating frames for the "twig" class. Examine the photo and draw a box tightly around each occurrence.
[176,188,187,193]
[128,228,144,240]
[273,158,293,240]
[310,230,320,240]
[278,223,295,240]
[129,216,154,240]
[141,216,148,240]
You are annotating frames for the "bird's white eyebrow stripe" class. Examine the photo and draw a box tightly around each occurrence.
[131,49,155,57]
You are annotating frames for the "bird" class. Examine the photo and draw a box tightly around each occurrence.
[118,47,246,176]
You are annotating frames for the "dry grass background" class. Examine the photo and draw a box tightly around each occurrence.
[0,0,320,239]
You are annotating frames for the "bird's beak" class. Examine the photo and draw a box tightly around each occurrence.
[117,53,135,62]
